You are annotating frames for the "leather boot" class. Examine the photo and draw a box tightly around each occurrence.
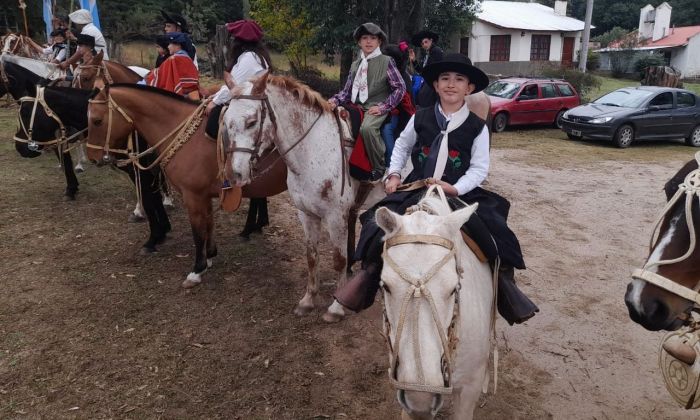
[497,265,539,325]
[333,263,382,312]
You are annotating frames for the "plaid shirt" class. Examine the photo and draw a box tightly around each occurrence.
[331,57,406,114]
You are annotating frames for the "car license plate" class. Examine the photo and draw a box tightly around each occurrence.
[571,130,581,136]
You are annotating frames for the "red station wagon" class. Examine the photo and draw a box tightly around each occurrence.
[484,78,581,132]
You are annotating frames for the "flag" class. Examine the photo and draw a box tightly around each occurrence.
[79,0,102,30]
[43,0,53,41]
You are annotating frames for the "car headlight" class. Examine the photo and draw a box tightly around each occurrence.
[562,110,571,119]
[589,116,613,124]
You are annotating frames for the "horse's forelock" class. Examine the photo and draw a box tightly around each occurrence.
[417,195,453,217]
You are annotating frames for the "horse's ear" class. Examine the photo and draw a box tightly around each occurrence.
[376,207,402,238]
[95,50,104,62]
[251,71,269,96]
[445,203,479,232]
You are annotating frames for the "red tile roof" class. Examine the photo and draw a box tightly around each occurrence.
[641,26,700,48]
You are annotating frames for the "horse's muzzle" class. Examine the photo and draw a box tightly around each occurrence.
[15,141,42,158]
[397,390,443,419]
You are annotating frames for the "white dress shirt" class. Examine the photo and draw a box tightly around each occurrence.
[212,51,266,105]
[387,104,490,196]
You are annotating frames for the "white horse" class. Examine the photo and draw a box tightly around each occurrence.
[224,73,388,318]
[376,187,495,420]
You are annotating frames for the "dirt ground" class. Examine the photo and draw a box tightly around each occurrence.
[1,103,699,419]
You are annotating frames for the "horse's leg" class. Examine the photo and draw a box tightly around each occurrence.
[130,166,169,254]
[74,143,86,173]
[160,176,174,208]
[58,150,78,200]
[451,385,480,420]
[321,211,352,323]
[205,199,217,264]
[255,197,269,230]
[294,211,322,316]
[181,194,211,289]
[239,198,258,239]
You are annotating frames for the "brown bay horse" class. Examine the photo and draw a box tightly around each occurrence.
[72,51,142,89]
[625,152,700,331]
[86,84,287,287]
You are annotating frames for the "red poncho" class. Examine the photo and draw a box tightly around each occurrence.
[146,54,199,96]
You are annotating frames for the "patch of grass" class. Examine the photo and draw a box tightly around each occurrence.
[588,74,700,100]
[492,126,695,167]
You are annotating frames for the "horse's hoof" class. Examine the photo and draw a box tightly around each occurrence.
[182,272,202,289]
[206,258,213,268]
[238,230,252,240]
[140,246,157,255]
[293,304,314,316]
[74,166,85,173]
[63,193,76,201]
[322,311,344,323]
[128,213,146,223]
[155,235,167,245]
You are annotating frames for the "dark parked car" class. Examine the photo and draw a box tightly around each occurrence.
[484,77,581,132]
[560,86,700,148]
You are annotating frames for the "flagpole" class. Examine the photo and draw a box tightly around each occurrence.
[18,0,29,36]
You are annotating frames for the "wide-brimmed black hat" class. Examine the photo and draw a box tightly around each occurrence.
[421,53,489,93]
[155,34,170,49]
[352,22,387,43]
[161,10,190,34]
[76,33,95,48]
[411,29,439,46]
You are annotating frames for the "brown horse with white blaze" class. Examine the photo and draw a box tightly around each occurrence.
[625,152,700,331]
[72,51,142,90]
[86,84,287,287]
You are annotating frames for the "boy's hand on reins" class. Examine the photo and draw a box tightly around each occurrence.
[205,101,216,116]
[385,175,401,194]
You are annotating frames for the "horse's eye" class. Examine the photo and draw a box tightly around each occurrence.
[245,119,257,129]
[93,119,102,127]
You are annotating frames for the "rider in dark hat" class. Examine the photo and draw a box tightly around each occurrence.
[161,10,197,67]
[154,34,170,68]
[410,29,444,73]
[329,53,538,326]
[75,33,97,63]
[146,31,199,98]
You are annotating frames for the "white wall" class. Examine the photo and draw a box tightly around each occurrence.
[638,4,655,40]
[680,33,700,77]
[653,2,672,41]
[469,21,581,63]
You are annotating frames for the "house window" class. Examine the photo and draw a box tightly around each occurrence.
[490,35,511,61]
[530,35,551,61]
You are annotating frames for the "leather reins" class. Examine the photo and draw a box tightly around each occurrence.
[632,151,700,317]
[73,61,113,89]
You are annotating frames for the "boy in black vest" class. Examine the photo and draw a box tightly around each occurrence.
[328,22,406,181]
[329,53,538,325]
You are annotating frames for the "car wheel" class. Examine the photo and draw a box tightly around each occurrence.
[555,110,566,129]
[685,125,700,147]
[614,124,634,148]
[492,112,508,132]
[567,133,582,140]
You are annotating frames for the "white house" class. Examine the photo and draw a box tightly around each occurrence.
[597,3,700,78]
[450,1,587,75]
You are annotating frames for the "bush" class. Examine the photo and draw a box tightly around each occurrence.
[634,52,666,79]
[586,50,600,71]
[541,67,602,102]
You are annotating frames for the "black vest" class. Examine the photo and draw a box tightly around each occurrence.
[409,106,485,186]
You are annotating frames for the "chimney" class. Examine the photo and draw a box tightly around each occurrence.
[638,4,654,40]
[652,2,672,41]
[554,0,567,16]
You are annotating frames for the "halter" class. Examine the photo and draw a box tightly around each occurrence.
[2,34,20,55]
[13,86,87,156]
[380,185,466,395]
[632,151,700,309]
[74,62,113,89]
[86,88,209,171]
[229,92,325,182]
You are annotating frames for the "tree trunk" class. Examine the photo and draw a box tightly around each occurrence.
[340,47,354,86]
[207,25,231,80]
[643,66,682,88]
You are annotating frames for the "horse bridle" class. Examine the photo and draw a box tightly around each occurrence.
[632,151,700,312]
[13,86,87,152]
[229,93,325,181]
[74,62,113,89]
[2,34,20,55]
[380,186,465,395]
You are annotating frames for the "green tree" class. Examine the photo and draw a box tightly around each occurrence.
[592,26,629,48]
